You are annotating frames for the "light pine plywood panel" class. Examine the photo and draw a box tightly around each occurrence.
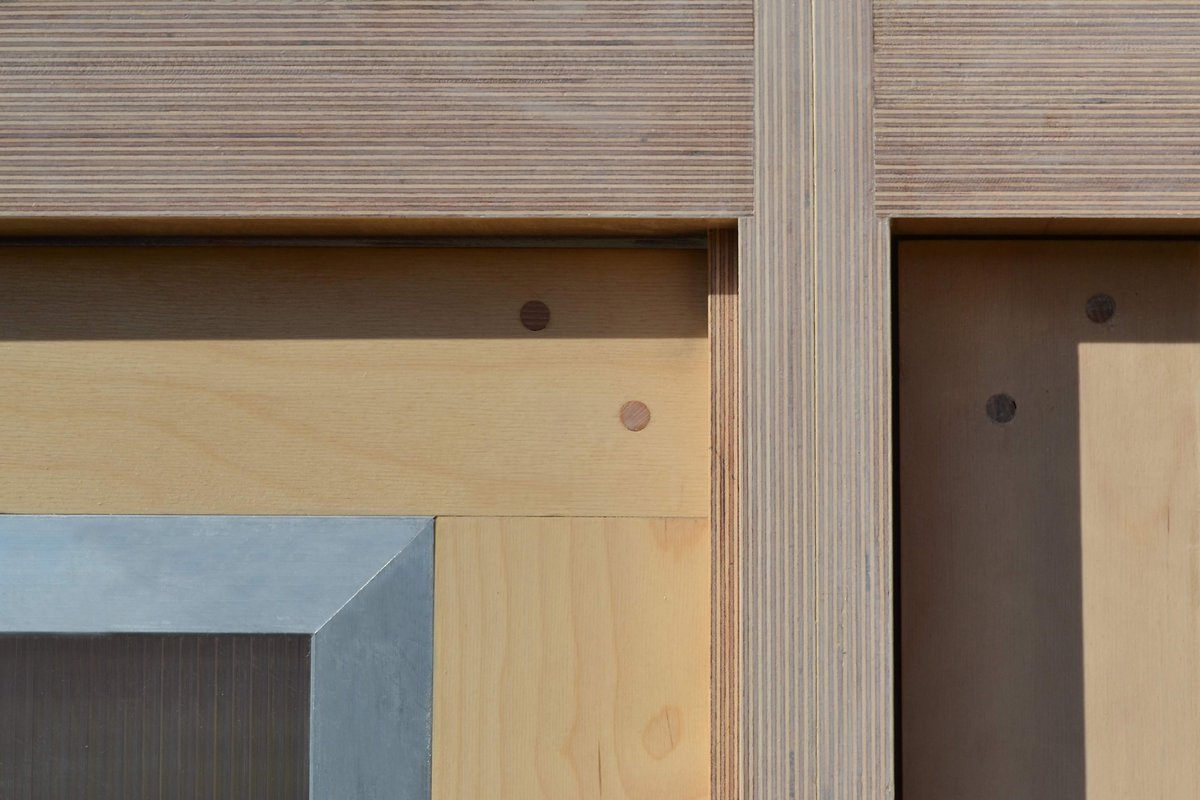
[433,517,711,800]
[900,240,1200,799]
[0,1,751,219]
[741,0,892,796]
[0,247,709,517]
[1079,344,1200,800]
[876,1,1200,217]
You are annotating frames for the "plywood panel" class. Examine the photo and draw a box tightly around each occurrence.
[0,247,708,517]
[0,217,728,240]
[741,0,892,795]
[900,240,1200,799]
[876,1,1200,218]
[1079,344,1200,800]
[0,1,751,219]
[432,517,710,800]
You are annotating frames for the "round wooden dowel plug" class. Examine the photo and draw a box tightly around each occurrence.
[986,393,1017,424]
[520,300,551,331]
[620,401,652,432]
[1085,294,1116,324]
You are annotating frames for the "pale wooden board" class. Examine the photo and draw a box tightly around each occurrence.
[741,0,892,796]
[1079,344,1200,800]
[900,240,1200,798]
[0,247,708,517]
[876,1,1200,218]
[432,517,711,800]
[0,1,751,218]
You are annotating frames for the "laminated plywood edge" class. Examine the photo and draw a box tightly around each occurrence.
[0,4,752,218]
[0,217,734,240]
[708,228,740,800]
[742,0,892,796]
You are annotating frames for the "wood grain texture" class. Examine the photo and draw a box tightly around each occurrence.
[0,635,309,800]
[0,218,732,240]
[1080,344,1200,800]
[432,517,711,800]
[707,230,739,800]
[893,217,1200,237]
[899,240,1200,799]
[741,1,892,796]
[876,1,1200,217]
[700,230,739,800]
[0,247,709,517]
[0,1,751,219]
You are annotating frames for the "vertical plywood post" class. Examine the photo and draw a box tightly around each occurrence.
[742,0,892,795]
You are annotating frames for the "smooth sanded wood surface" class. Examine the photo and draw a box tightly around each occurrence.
[740,0,892,796]
[875,1,1200,218]
[0,247,709,517]
[432,517,711,800]
[1079,344,1200,800]
[900,240,1200,799]
[707,230,739,800]
[0,1,751,219]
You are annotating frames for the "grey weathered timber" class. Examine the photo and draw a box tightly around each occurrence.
[0,515,435,800]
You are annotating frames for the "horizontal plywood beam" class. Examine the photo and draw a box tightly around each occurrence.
[876,1,1200,218]
[0,2,751,218]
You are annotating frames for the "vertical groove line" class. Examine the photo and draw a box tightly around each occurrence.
[807,0,821,794]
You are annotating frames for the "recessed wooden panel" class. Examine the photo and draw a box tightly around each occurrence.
[432,517,710,800]
[0,247,708,516]
[0,1,751,219]
[900,240,1200,799]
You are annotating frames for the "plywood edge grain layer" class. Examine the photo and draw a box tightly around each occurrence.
[0,2,751,217]
[875,1,1200,217]
[743,0,892,796]
[432,516,711,800]
[893,217,1200,238]
[708,229,740,800]
[0,246,709,518]
[0,217,735,240]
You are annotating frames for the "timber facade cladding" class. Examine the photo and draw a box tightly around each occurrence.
[2,0,1195,797]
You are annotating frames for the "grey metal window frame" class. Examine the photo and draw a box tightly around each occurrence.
[0,515,435,799]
